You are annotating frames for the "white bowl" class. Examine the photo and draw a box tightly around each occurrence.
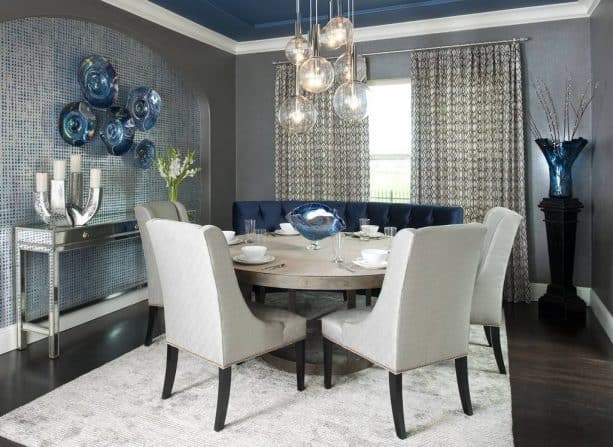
[280,222,295,233]
[222,231,236,243]
[361,224,379,236]
[361,249,388,265]
[241,245,267,261]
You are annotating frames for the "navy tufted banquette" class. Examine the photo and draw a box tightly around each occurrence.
[232,201,463,234]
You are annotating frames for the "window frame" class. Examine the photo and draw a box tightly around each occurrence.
[367,78,412,203]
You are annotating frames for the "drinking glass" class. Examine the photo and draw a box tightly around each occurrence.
[255,228,267,244]
[359,218,370,241]
[384,226,397,250]
[331,232,344,263]
[244,219,256,243]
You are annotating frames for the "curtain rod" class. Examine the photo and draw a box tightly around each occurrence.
[272,37,529,65]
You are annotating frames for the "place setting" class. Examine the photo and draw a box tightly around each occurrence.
[223,230,243,246]
[232,245,276,265]
[352,248,389,270]
[273,222,300,236]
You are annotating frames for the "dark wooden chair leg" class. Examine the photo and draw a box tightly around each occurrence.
[365,289,372,307]
[214,367,232,432]
[161,345,178,399]
[454,356,473,415]
[490,326,506,374]
[484,325,492,347]
[389,372,407,439]
[144,306,158,346]
[255,286,266,304]
[295,340,306,391]
[323,338,333,389]
[346,290,356,309]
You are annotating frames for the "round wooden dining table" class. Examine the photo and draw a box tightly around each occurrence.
[230,232,389,375]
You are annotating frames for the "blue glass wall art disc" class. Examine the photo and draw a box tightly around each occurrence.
[134,139,156,169]
[58,101,97,146]
[99,106,135,156]
[287,203,346,241]
[126,86,161,131]
[78,55,118,109]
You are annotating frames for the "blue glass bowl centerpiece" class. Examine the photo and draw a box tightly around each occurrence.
[99,106,135,156]
[78,55,118,109]
[287,203,346,250]
[134,139,156,169]
[58,101,97,146]
[536,138,588,198]
[127,86,161,131]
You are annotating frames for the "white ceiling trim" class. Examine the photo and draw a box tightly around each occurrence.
[101,0,237,54]
[102,0,601,56]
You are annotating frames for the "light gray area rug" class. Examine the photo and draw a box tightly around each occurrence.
[0,314,512,446]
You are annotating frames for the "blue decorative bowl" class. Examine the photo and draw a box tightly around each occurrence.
[134,139,156,169]
[127,86,161,131]
[287,203,345,241]
[99,106,135,156]
[78,55,118,109]
[58,101,97,146]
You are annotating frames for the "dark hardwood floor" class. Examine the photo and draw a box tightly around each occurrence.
[0,301,612,446]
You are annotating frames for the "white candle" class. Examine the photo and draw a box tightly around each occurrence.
[53,160,66,181]
[35,173,48,192]
[90,168,101,188]
[70,154,81,173]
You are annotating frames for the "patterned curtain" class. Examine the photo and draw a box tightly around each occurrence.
[410,42,530,302]
[274,63,369,201]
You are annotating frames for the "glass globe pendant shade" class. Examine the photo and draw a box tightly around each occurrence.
[335,52,367,82]
[321,16,353,50]
[277,95,318,134]
[299,57,335,94]
[333,81,369,121]
[285,35,312,65]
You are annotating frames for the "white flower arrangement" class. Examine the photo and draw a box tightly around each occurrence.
[155,147,201,201]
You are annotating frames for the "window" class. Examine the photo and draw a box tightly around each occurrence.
[367,79,412,203]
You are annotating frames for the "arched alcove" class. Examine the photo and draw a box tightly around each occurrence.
[0,16,212,327]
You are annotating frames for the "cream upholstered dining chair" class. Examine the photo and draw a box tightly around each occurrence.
[321,224,486,440]
[146,220,307,432]
[471,207,522,375]
[135,201,190,346]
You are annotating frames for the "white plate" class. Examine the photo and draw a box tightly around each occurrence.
[227,238,243,246]
[351,231,385,239]
[352,258,388,269]
[233,254,275,265]
[274,229,300,236]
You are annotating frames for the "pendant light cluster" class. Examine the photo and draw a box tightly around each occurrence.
[277,0,369,134]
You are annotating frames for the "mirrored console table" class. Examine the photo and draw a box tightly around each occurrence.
[15,215,144,359]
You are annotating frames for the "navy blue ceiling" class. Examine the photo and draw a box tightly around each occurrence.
[150,0,574,41]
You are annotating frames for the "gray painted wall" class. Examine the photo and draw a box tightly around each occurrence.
[591,0,613,313]
[236,19,593,288]
[0,0,236,229]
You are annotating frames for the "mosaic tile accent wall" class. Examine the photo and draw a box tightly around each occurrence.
[0,18,201,328]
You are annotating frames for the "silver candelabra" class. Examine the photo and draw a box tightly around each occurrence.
[34,162,102,227]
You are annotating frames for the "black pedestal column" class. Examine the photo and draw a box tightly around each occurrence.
[538,197,586,324]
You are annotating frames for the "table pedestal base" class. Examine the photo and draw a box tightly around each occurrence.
[255,289,373,376]
[263,320,372,376]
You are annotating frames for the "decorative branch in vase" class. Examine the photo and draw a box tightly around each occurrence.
[528,77,596,198]
[155,147,201,202]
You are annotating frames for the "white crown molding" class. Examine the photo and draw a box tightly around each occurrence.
[236,1,600,54]
[101,0,237,54]
[102,0,601,56]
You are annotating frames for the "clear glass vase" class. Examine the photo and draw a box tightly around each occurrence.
[167,184,178,202]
